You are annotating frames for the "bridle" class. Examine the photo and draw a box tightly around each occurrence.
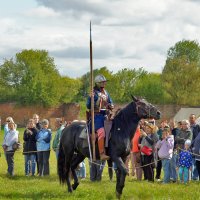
[135,100,153,119]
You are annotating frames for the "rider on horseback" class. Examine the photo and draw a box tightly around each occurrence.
[86,74,114,160]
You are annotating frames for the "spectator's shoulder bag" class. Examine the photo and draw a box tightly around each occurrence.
[141,145,152,156]
[12,142,21,151]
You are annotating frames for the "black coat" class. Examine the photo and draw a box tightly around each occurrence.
[36,122,42,131]
[23,128,38,155]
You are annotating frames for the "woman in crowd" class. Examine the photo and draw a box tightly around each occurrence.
[155,120,168,181]
[4,117,14,139]
[139,122,159,182]
[2,121,19,176]
[175,120,193,152]
[156,126,174,183]
[36,119,52,176]
[23,119,38,176]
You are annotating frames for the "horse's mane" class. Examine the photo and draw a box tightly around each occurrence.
[111,101,139,137]
[113,101,136,121]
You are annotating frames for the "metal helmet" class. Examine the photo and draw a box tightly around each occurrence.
[94,75,107,83]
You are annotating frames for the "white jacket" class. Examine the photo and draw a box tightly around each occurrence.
[3,130,19,151]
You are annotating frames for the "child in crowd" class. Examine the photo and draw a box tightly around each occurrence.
[155,126,174,183]
[177,139,192,184]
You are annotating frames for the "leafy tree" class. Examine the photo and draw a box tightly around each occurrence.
[162,56,200,105]
[0,49,80,106]
[108,68,147,103]
[167,40,200,64]
[60,76,81,103]
[133,73,170,104]
[162,40,200,105]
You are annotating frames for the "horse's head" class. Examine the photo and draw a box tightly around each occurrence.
[132,96,161,120]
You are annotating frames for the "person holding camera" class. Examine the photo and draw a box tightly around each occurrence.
[2,121,19,176]
[139,122,159,182]
[155,126,174,183]
[23,119,38,176]
[4,117,14,139]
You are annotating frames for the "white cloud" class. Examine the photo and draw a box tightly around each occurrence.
[1,0,200,77]
[23,6,60,18]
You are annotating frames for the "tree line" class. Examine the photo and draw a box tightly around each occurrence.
[0,40,200,107]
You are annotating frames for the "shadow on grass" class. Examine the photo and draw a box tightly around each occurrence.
[0,190,71,200]
[0,174,59,182]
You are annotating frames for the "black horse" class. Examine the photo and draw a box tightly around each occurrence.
[58,97,161,199]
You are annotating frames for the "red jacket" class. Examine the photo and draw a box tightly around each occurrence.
[131,127,141,153]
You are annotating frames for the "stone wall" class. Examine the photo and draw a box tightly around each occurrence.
[0,102,187,129]
[0,102,80,130]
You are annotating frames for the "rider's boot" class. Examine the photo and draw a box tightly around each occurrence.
[98,137,110,160]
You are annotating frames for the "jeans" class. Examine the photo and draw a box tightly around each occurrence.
[170,153,178,181]
[162,159,171,183]
[25,154,36,175]
[5,151,15,176]
[192,157,199,180]
[76,161,86,178]
[37,151,50,176]
[179,166,189,183]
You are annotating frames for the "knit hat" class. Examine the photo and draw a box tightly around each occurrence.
[185,139,191,147]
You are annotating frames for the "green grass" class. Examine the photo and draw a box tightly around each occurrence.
[0,129,200,200]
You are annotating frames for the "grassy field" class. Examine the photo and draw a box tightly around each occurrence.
[0,129,200,200]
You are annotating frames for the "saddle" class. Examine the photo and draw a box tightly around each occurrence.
[79,120,112,148]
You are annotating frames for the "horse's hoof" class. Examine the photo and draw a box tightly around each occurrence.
[116,191,121,199]
[72,182,79,190]
[68,187,73,193]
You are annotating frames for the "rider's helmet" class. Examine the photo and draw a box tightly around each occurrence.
[94,75,107,88]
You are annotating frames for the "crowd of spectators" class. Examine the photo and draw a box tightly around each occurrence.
[1,113,200,185]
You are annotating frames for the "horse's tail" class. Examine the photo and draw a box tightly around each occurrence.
[58,142,67,184]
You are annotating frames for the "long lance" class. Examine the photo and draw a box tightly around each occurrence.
[90,21,96,161]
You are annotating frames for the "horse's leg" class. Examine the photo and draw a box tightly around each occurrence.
[70,153,85,191]
[115,167,121,198]
[107,159,113,181]
[113,156,128,199]
[58,143,73,193]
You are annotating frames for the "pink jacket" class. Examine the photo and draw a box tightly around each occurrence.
[156,135,174,159]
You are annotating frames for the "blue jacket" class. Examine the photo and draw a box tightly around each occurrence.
[36,128,52,151]
[178,150,192,168]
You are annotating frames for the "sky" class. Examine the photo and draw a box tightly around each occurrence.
[0,0,200,78]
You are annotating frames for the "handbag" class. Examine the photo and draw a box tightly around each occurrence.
[141,145,152,156]
[12,142,21,151]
